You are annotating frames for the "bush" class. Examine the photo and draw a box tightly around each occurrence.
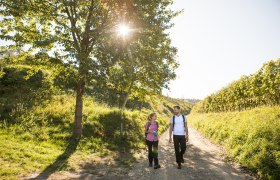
[188,106,280,179]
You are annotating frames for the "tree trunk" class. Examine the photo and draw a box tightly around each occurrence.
[121,92,129,109]
[73,78,85,139]
[119,91,123,109]
[120,80,134,110]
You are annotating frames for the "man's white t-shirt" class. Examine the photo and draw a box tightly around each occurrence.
[170,114,186,135]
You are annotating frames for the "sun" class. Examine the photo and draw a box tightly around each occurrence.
[117,24,131,38]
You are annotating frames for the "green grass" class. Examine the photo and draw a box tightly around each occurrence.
[0,94,189,179]
[0,129,63,179]
[188,106,280,180]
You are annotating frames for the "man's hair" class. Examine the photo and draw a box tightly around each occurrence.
[173,106,181,110]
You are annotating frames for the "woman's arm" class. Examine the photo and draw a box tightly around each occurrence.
[147,130,153,133]
[145,123,153,133]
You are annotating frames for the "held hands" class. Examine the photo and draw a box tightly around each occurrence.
[169,137,172,143]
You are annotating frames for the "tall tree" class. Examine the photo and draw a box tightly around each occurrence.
[101,32,178,109]
[0,0,122,138]
[0,0,179,138]
[95,0,179,109]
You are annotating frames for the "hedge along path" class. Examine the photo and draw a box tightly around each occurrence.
[127,126,254,180]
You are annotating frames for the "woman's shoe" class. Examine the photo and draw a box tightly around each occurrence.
[154,164,161,169]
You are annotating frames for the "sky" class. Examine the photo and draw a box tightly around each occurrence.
[163,0,280,99]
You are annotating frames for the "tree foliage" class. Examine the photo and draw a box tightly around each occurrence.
[193,59,280,113]
[0,0,179,138]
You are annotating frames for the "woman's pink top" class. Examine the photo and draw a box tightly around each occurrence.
[145,121,159,142]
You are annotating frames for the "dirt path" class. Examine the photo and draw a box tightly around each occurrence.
[127,126,254,180]
[26,127,254,179]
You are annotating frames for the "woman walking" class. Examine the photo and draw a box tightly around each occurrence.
[145,112,161,169]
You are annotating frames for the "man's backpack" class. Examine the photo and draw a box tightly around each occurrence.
[172,115,185,131]
[145,121,159,138]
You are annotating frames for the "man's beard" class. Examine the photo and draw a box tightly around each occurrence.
[174,112,179,115]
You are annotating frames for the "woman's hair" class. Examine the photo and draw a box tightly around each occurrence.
[147,112,156,121]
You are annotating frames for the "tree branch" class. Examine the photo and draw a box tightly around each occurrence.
[64,5,81,53]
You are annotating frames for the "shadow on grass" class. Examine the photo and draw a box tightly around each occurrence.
[31,139,80,180]
[30,111,142,179]
[97,111,140,166]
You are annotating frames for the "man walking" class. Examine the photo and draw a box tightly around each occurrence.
[169,106,189,169]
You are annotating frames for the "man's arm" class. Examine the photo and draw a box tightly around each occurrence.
[185,121,189,142]
[169,123,173,143]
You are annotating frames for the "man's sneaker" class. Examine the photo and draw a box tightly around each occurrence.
[177,164,182,169]
[149,163,153,167]
[154,165,161,169]
[181,157,185,163]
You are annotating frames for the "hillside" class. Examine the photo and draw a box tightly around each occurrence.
[0,54,193,179]
[188,59,280,179]
[193,59,279,113]
[189,107,280,179]
[0,93,192,179]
